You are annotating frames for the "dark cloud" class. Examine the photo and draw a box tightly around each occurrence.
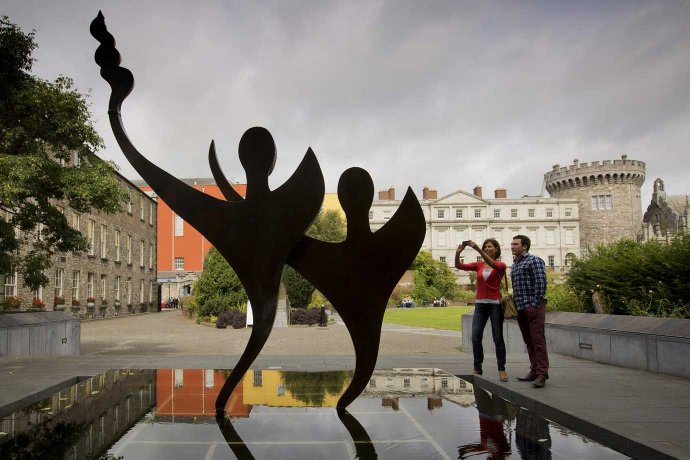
[4,0,689,206]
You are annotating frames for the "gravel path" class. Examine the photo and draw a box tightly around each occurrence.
[80,310,462,356]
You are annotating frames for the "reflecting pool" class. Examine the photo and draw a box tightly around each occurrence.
[0,368,630,459]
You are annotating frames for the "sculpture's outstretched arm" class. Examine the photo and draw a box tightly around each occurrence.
[273,147,325,234]
[373,186,426,258]
[91,11,228,241]
[208,140,244,202]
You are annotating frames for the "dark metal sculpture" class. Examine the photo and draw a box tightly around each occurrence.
[90,12,424,413]
[91,13,324,412]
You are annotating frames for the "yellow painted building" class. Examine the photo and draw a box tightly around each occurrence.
[241,370,350,407]
[321,193,344,217]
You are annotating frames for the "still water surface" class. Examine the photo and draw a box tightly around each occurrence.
[0,368,630,459]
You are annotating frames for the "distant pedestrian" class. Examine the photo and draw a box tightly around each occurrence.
[456,239,508,382]
[510,235,549,388]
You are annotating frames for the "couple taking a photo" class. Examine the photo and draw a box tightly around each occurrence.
[455,235,549,388]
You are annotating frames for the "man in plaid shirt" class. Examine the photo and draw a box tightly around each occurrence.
[510,235,549,388]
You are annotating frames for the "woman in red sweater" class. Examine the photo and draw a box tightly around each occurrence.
[455,238,508,381]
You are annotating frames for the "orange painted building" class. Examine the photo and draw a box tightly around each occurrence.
[156,369,251,418]
[138,179,247,273]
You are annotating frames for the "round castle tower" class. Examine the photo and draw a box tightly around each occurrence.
[544,155,645,248]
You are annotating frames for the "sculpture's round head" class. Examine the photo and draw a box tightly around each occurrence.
[337,167,374,218]
[239,127,277,177]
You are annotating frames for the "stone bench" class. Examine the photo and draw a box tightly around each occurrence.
[0,311,80,357]
[462,311,690,379]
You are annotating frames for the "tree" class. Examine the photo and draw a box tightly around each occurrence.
[194,248,248,317]
[410,251,459,303]
[0,17,126,290]
[282,209,346,308]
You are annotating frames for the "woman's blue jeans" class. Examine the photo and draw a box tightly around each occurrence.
[471,302,506,372]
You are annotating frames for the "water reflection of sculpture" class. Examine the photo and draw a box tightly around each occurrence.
[91,11,424,414]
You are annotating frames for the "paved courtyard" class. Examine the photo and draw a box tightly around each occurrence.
[80,310,463,356]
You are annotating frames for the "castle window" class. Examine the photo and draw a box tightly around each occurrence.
[591,195,613,211]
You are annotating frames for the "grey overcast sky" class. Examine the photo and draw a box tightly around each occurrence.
[4,0,690,206]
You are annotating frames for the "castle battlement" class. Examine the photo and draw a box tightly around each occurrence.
[544,155,646,192]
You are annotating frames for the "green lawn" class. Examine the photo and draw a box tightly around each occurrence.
[383,306,474,331]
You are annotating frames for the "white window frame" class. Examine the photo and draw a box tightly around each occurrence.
[140,197,145,221]
[3,270,18,298]
[72,271,80,300]
[127,189,133,214]
[437,209,445,219]
[474,209,481,218]
[493,209,500,218]
[174,214,184,236]
[54,269,64,298]
[115,276,121,301]
[546,229,556,245]
[455,209,463,219]
[87,219,95,255]
[126,235,132,264]
[87,272,95,299]
[139,279,144,303]
[115,230,121,262]
[100,224,107,258]
[149,202,153,224]
[139,239,145,267]
[174,257,184,271]
[528,209,535,218]
[548,255,555,267]
[546,208,553,218]
[149,243,154,269]
[100,275,107,300]
[511,209,518,218]
[565,208,572,217]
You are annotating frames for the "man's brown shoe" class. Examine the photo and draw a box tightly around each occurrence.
[532,375,547,388]
[517,372,537,381]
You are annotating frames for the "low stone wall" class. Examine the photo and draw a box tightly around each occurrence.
[462,311,690,379]
[0,311,80,357]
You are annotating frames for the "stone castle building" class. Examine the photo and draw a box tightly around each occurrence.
[544,155,646,250]
[641,178,689,241]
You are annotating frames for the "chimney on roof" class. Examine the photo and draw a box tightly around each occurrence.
[494,188,507,199]
[422,186,437,200]
[378,187,395,200]
[473,185,482,198]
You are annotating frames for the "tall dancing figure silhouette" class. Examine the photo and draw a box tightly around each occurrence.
[90,12,325,413]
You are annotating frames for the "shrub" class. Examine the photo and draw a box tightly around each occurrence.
[546,270,588,313]
[86,297,96,304]
[180,294,198,318]
[216,309,247,329]
[2,296,20,310]
[54,296,65,306]
[31,299,46,309]
[195,249,247,317]
[71,299,81,306]
[567,235,690,317]
[290,307,322,325]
